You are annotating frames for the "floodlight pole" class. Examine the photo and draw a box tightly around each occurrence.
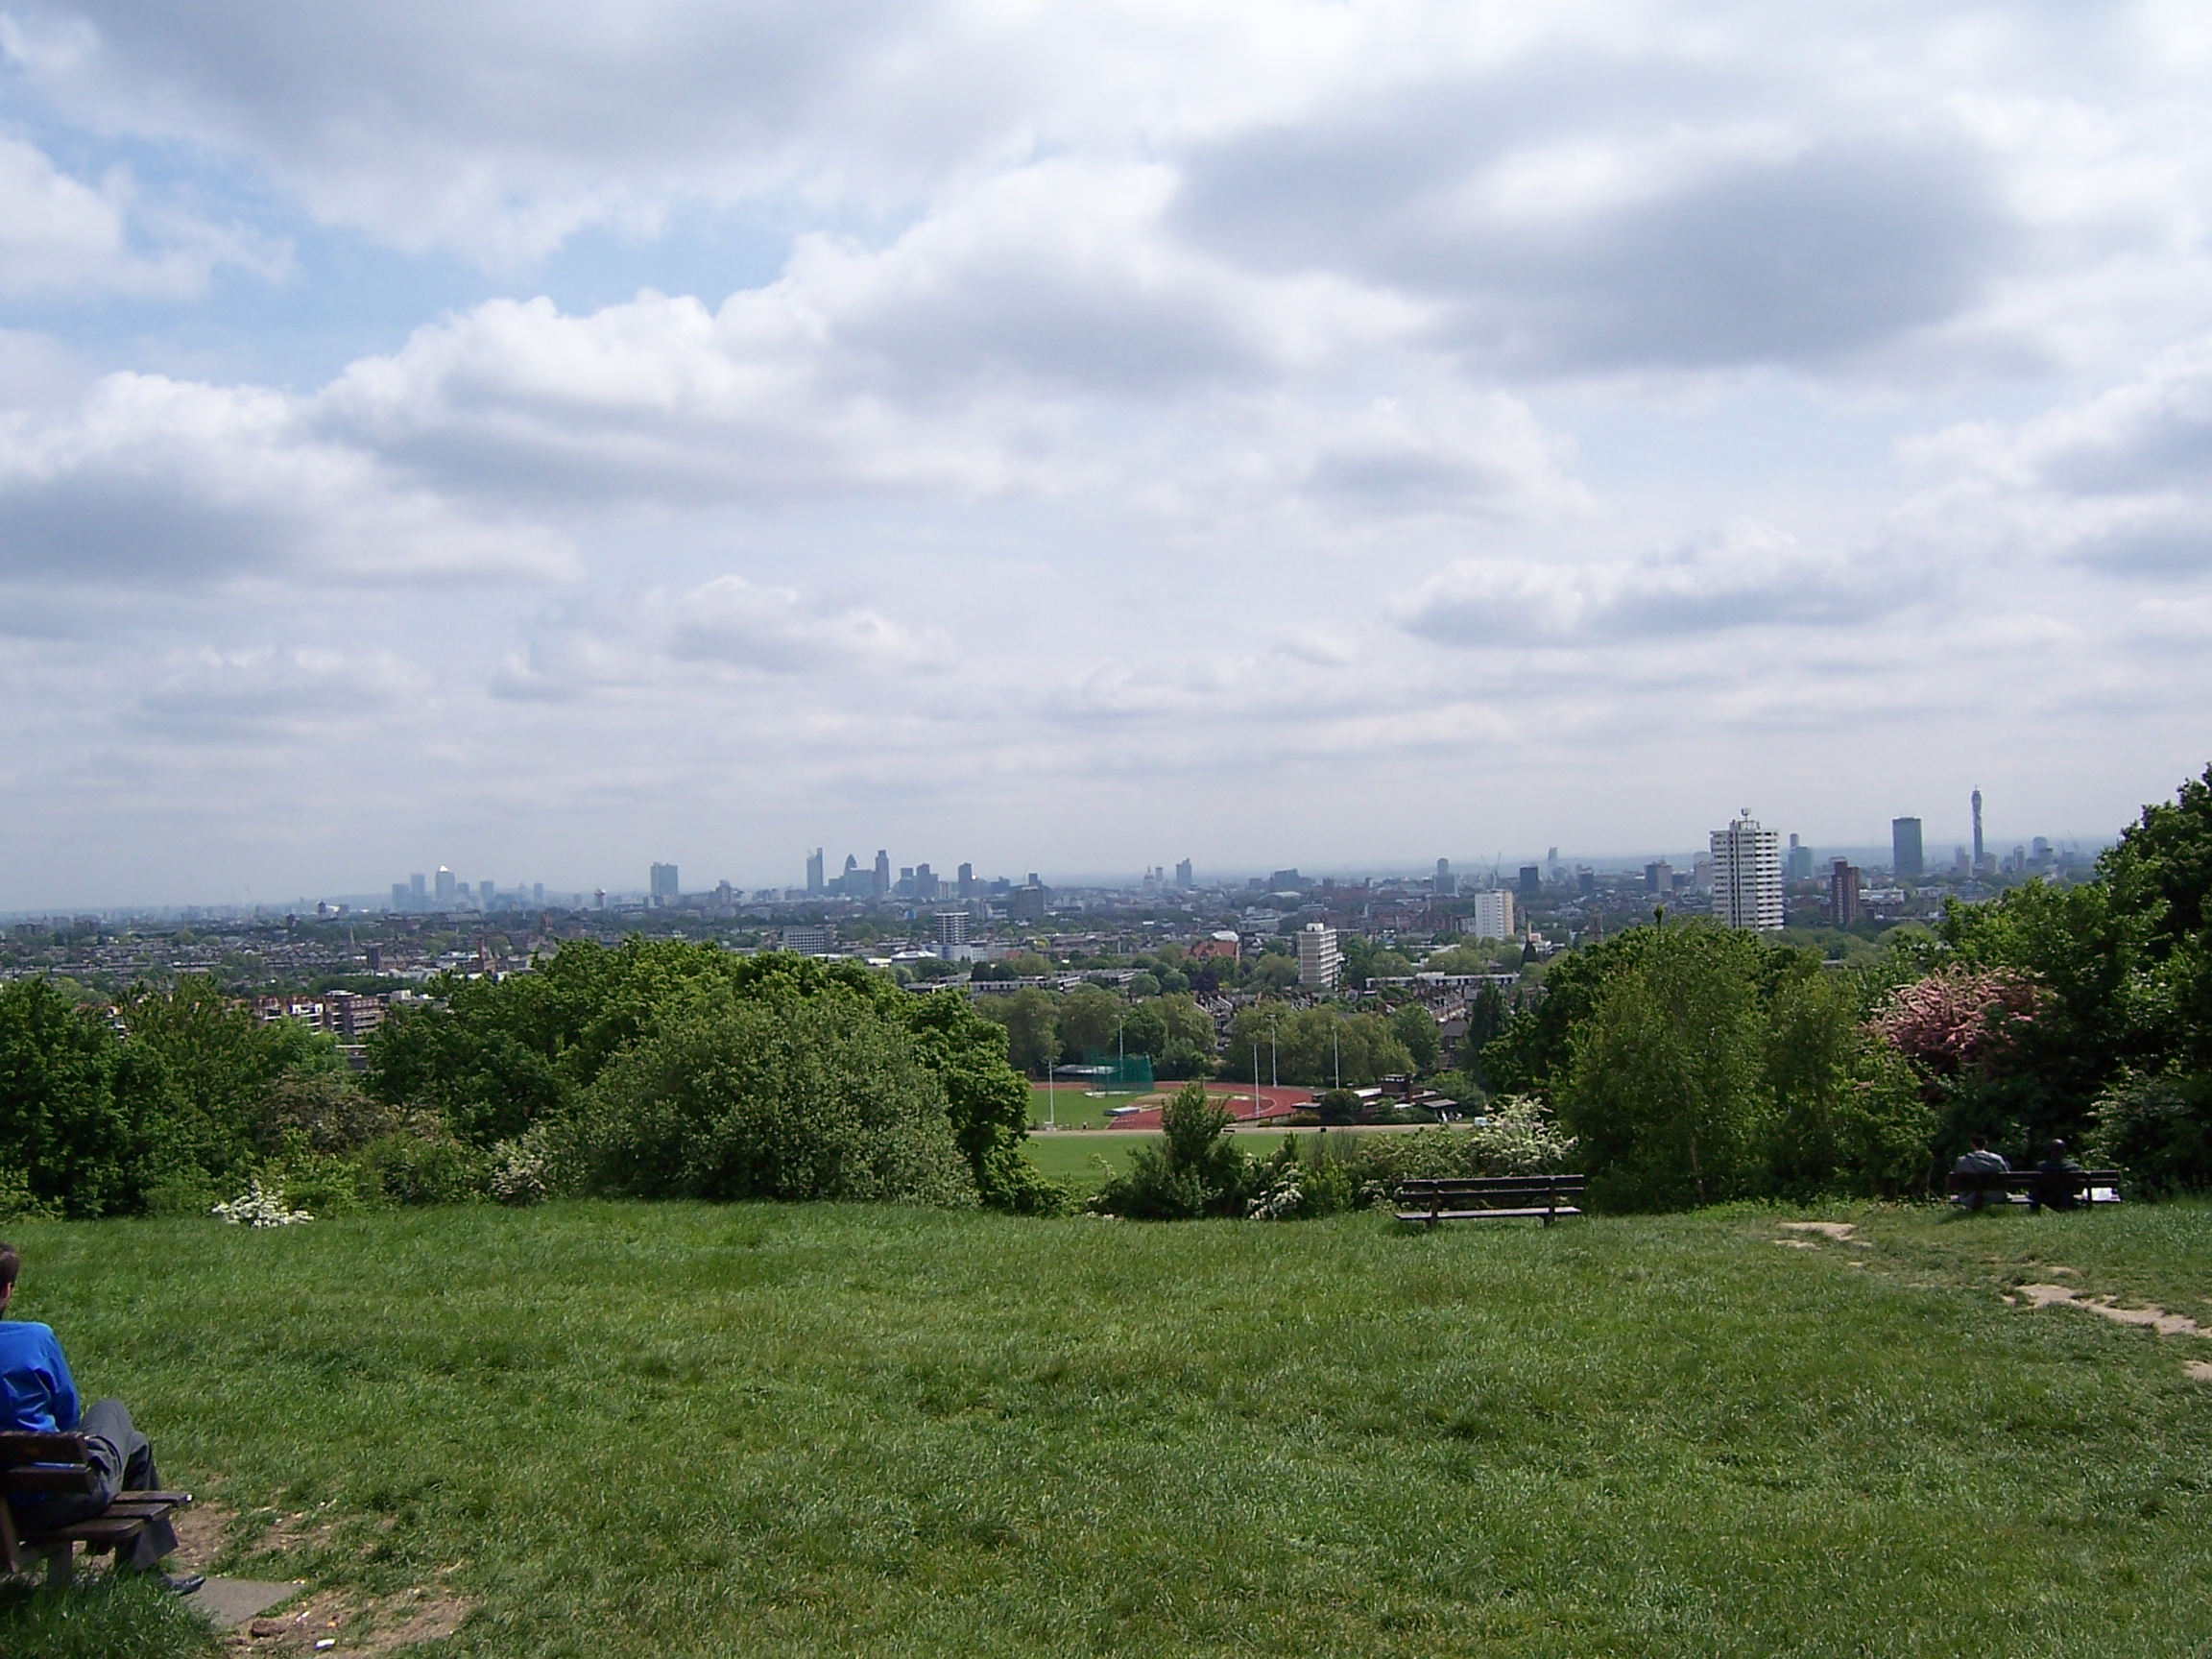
[1334,1024,1341,1091]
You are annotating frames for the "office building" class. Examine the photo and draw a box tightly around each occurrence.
[957,861,975,900]
[1297,923,1342,990]
[1830,859,1862,926]
[805,848,826,895]
[914,863,939,902]
[1269,868,1304,891]
[1786,834,1815,881]
[435,867,457,907]
[1175,857,1193,889]
[936,911,968,954]
[1644,860,1672,895]
[1433,857,1457,897]
[1009,881,1050,922]
[409,872,427,904]
[1470,889,1516,940]
[875,850,891,898]
[650,862,680,902]
[478,879,495,908]
[782,925,834,955]
[1710,810,1784,931]
[1518,865,1542,897]
[1891,817,1924,880]
[1578,869,1596,898]
[390,882,408,909]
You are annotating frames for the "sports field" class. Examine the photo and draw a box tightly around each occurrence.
[7,1199,2212,1656]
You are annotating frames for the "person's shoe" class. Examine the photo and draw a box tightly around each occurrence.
[158,1573,205,1596]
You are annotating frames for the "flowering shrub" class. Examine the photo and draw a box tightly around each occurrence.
[212,1180,314,1227]
[1869,968,2044,1080]
[488,1131,552,1206]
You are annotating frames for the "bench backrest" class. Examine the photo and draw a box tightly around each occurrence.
[1397,1174,1586,1193]
[0,1431,95,1498]
[1945,1168,2120,1193]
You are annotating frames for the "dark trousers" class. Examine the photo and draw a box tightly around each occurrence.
[40,1399,179,1572]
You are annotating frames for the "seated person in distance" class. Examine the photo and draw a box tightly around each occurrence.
[0,1241,201,1593]
[1950,1136,2010,1211]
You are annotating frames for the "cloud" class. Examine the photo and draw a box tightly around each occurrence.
[491,574,942,700]
[1902,339,2212,576]
[0,131,288,299]
[131,645,429,736]
[1394,521,1889,648]
[0,371,576,585]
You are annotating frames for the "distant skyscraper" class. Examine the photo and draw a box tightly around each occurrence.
[532,882,544,906]
[957,861,975,900]
[805,849,825,895]
[1434,857,1457,897]
[1009,881,1049,922]
[650,863,679,902]
[1175,857,1193,889]
[1471,890,1516,940]
[1786,833,1815,881]
[390,882,408,910]
[1644,860,1672,895]
[1710,810,1784,931]
[915,862,939,902]
[1972,788,1986,872]
[1518,864,1542,898]
[479,879,495,907]
[1891,817,1924,879]
[435,867,456,906]
[410,872,427,904]
[1297,923,1342,989]
[1830,859,1861,926]
[936,910,968,954]
[874,850,891,897]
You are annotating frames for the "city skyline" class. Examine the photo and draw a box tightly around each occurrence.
[4,5,2210,904]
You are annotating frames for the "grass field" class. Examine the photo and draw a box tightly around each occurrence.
[8,1199,2212,1656]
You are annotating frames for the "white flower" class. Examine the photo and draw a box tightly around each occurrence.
[212,1180,314,1227]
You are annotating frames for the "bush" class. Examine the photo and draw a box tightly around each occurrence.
[572,984,976,1206]
[2090,1068,2212,1194]
[1092,1081,1254,1218]
[360,1121,492,1207]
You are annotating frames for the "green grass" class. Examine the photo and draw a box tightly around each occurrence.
[8,1199,2212,1656]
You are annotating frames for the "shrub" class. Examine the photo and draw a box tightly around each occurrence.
[573,984,976,1206]
[1092,1081,1254,1218]
[2090,1068,2212,1194]
[361,1121,492,1207]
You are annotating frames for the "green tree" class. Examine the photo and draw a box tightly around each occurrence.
[1766,967,1933,1197]
[1390,1003,1441,1072]
[1093,1080,1252,1218]
[983,987,1059,1077]
[1561,923,1773,1211]
[0,979,167,1217]
[1057,985,1123,1061]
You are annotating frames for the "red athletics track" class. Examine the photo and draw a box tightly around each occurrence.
[1077,1082,1314,1132]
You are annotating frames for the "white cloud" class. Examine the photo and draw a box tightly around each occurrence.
[0,371,576,585]
[1394,520,1888,648]
[0,130,288,298]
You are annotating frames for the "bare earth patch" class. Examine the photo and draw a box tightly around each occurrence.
[169,1501,237,1572]
[1778,1222,1857,1240]
[1772,1238,1819,1249]
[2018,1283,2212,1336]
[2186,1361,2212,1382]
[231,1585,474,1654]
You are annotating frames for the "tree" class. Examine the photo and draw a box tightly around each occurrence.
[1767,967,1932,1197]
[1092,1080,1252,1218]
[983,987,1058,1077]
[1057,985,1122,1061]
[1561,923,1772,1211]
[1390,1003,1441,1072]
[0,979,167,1218]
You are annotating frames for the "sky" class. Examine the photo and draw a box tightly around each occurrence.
[5,0,2212,906]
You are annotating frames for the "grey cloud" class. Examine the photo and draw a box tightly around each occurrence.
[130,646,427,736]
[1176,69,2013,372]
[0,372,575,586]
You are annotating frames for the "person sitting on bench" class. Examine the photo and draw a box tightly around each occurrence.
[2032,1142,2086,1213]
[1950,1137,2011,1210]
[0,1242,200,1593]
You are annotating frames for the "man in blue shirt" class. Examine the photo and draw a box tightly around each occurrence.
[1,1241,197,1590]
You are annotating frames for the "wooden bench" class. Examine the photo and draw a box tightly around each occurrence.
[1395,1173,1586,1225]
[0,1431,191,1587]
[1947,1168,2123,1210]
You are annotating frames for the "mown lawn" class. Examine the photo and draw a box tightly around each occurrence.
[6,1199,2212,1656]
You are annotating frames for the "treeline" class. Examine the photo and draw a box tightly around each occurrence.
[1,944,1058,1220]
[1478,762,2212,1208]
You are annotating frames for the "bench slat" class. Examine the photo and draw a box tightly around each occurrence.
[24,1515,147,1547]
[1395,1206,1584,1223]
[3,1467,97,1495]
